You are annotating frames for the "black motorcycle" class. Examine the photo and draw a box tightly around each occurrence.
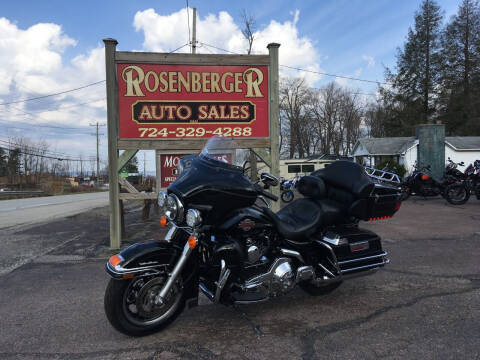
[400,160,463,200]
[104,137,401,336]
[445,160,480,205]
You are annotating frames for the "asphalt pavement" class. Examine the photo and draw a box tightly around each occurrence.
[0,197,479,359]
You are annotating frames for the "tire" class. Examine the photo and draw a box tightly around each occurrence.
[281,190,294,203]
[104,275,185,336]
[445,183,470,205]
[299,281,342,296]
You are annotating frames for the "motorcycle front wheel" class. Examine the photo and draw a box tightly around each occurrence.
[104,274,185,336]
[445,183,470,205]
[281,190,294,203]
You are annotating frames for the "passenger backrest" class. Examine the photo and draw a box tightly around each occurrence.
[311,161,374,199]
[311,161,374,218]
[297,175,326,199]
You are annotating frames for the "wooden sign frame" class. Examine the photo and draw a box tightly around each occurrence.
[104,38,280,248]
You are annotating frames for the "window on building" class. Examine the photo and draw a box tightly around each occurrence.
[287,165,301,173]
[301,164,315,173]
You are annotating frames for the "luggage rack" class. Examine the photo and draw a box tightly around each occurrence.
[364,166,401,186]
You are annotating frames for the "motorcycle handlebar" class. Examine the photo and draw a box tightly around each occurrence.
[254,184,278,202]
[260,189,279,202]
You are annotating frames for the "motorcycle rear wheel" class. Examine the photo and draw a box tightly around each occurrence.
[104,275,185,336]
[445,184,470,205]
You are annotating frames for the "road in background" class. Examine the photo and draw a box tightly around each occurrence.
[0,192,108,229]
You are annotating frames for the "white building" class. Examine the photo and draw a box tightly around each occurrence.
[352,136,480,174]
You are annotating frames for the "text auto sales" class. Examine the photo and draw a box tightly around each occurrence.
[122,66,263,124]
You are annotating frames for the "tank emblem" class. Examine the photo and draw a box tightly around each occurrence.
[238,219,255,231]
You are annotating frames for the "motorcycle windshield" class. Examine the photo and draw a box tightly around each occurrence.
[199,136,245,171]
[168,137,256,200]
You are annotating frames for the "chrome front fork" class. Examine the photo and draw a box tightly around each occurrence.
[155,231,195,305]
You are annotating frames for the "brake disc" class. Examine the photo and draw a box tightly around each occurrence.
[135,276,181,318]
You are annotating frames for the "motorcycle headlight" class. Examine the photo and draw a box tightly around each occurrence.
[165,194,184,222]
[186,209,202,228]
[158,191,168,208]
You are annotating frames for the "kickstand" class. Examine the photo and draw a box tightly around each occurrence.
[232,304,265,337]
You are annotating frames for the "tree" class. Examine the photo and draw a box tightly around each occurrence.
[440,0,480,134]
[280,77,314,158]
[240,9,256,55]
[122,155,139,173]
[7,148,21,183]
[309,82,363,155]
[385,0,444,126]
[0,148,6,177]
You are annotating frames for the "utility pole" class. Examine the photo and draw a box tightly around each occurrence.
[192,8,197,54]
[90,122,105,184]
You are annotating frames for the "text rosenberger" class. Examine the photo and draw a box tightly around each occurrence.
[121,65,265,124]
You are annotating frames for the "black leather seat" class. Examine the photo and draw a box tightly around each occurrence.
[263,198,322,241]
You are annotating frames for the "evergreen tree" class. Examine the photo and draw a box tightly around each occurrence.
[384,0,444,128]
[122,155,139,173]
[0,148,6,177]
[440,0,480,135]
[7,148,21,182]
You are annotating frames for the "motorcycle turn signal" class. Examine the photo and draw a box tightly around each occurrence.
[160,216,167,228]
[188,235,198,249]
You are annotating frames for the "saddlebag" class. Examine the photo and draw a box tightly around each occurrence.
[320,225,389,275]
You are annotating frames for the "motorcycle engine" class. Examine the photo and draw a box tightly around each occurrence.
[236,218,272,265]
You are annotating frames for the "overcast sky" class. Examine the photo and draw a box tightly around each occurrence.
[0,0,462,171]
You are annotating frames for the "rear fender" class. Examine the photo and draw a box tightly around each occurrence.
[106,240,199,308]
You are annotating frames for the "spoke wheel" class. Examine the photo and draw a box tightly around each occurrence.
[123,276,183,327]
[445,184,470,205]
[104,273,186,336]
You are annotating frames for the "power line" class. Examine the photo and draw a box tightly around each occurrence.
[0,145,95,162]
[197,41,390,86]
[0,80,106,106]
[0,119,103,132]
[17,97,106,114]
[167,43,190,55]
[280,65,390,85]
[0,139,96,160]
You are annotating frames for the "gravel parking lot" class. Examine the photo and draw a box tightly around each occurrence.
[0,197,479,359]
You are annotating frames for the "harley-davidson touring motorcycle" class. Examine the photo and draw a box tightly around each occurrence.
[104,137,402,336]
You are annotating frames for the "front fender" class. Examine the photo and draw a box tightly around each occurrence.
[106,238,199,308]
[106,241,181,279]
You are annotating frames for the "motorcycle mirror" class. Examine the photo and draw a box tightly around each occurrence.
[260,172,279,187]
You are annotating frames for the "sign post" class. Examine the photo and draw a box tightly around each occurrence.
[104,38,280,248]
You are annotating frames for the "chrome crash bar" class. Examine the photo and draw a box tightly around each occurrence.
[338,251,389,274]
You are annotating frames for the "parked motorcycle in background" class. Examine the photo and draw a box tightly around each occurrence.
[280,176,299,203]
[400,159,465,201]
[444,159,480,205]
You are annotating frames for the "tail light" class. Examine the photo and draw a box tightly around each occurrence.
[421,175,430,181]
[369,216,392,221]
